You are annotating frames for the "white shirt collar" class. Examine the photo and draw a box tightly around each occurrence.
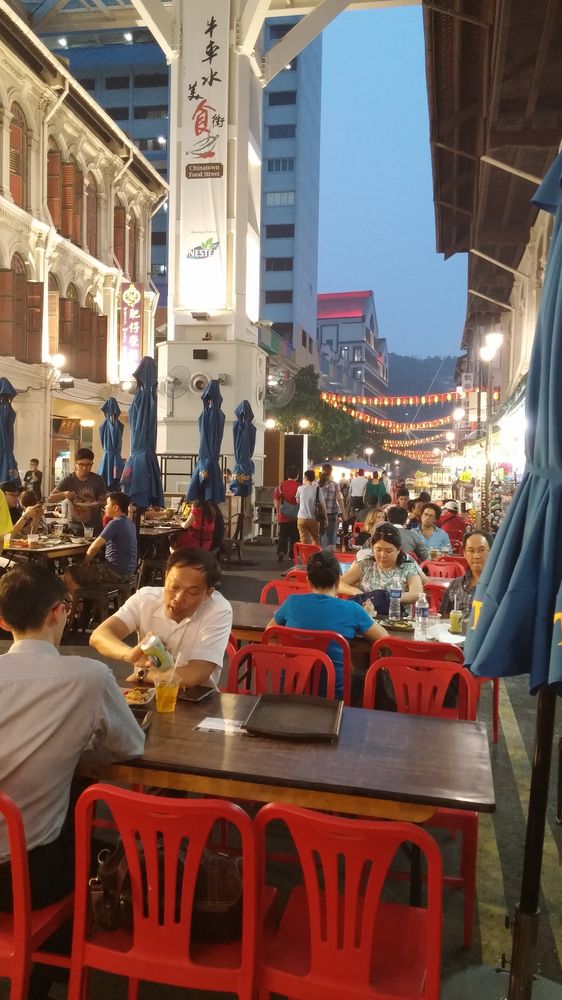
[7,639,60,657]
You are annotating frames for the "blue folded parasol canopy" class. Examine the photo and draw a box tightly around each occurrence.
[120,357,164,509]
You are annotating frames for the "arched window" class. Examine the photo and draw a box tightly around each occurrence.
[114,197,126,270]
[10,104,28,209]
[86,173,97,257]
[128,211,138,281]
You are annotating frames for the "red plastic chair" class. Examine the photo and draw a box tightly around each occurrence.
[351,520,365,539]
[259,579,310,604]
[262,625,352,705]
[437,554,469,572]
[336,551,356,563]
[420,560,465,579]
[68,784,259,1000]
[371,634,500,744]
[284,568,308,584]
[255,803,443,999]
[424,581,448,613]
[224,643,336,698]
[363,655,478,948]
[0,792,73,1000]
[293,542,321,565]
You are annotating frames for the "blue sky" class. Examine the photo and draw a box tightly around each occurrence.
[318,6,467,358]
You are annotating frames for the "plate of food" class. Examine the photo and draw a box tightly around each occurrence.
[122,688,155,705]
[377,619,415,632]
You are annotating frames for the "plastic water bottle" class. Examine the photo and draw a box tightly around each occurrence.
[388,578,402,621]
[414,592,429,640]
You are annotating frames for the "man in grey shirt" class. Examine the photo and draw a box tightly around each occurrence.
[387,505,428,562]
[0,563,144,916]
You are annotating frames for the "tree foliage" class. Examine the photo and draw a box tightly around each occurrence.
[268,366,383,463]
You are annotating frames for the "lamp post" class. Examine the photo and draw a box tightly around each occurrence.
[364,446,374,467]
[479,331,503,531]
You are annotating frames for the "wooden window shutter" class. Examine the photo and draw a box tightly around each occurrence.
[58,298,76,374]
[86,185,97,257]
[0,270,15,356]
[61,162,75,238]
[48,291,59,356]
[77,306,93,379]
[9,122,24,208]
[47,150,62,229]
[74,169,83,245]
[114,206,126,269]
[26,281,43,364]
[13,271,26,361]
[94,314,108,383]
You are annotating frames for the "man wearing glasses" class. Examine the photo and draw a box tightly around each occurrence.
[48,448,107,536]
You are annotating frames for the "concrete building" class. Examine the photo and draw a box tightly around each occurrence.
[259,17,321,374]
[317,290,389,412]
[0,4,166,490]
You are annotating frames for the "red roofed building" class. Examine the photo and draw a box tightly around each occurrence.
[317,290,389,412]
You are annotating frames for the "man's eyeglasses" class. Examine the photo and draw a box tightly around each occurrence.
[76,462,93,468]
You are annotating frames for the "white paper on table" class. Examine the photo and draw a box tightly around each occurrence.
[195,717,244,735]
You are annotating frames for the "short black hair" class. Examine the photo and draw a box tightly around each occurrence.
[0,564,65,632]
[422,503,441,519]
[357,469,365,476]
[371,523,407,565]
[30,459,39,465]
[387,506,407,526]
[286,465,298,479]
[76,448,94,461]
[306,550,341,589]
[0,481,20,494]
[304,469,316,483]
[464,529,492,550]
[20,489,38,507]
[397,489,409,499]
[108,491,129,515]
[321,463,332,474]
[166,547,221,588]
[417,491,431,502]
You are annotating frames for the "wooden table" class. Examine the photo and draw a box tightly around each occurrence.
[80,690,495,823]
[4,540,89,562]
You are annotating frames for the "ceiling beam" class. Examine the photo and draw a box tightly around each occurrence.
[236,0,270,57]
[264,0,350,84]
[129,0,175,60]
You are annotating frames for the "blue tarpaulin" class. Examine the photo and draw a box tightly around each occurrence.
[230,400,255,498]
[97,397,125,490]
[187,380,225,504]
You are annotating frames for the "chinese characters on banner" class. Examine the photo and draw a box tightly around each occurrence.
[119,282,144,380]
[179,2,229,311]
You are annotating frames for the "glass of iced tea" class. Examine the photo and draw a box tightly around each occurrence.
[154,676,180,713]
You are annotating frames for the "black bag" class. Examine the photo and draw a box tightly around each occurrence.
[89,838,243,940]
[278,484,298,520]
[315,487,327,532]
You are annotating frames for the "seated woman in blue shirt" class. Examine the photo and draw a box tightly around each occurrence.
[269,550,387,699]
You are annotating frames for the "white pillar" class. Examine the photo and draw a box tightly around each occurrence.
[159,0,265,466]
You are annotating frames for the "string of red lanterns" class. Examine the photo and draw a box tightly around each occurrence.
[321,389,500,408]
[323,398,459,430]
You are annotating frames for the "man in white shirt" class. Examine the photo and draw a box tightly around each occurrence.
[0,563,144,913]
[90,547,233,688]
[349,468,369,515]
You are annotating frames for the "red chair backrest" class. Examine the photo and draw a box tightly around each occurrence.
[370,635,464,664]
[0,791,32,969]
[351,521,365,538]
[336,551,356,563]
[71,785,257,988]
[421,560,465,579]
[424,582,448,613]
[255,803,442,998]
[437,554,469,571]
[293,542,321,566]
[285,568,308,583]
[262,625,351,705]
[224,643,336,698]
[259,579,310,604]
[363,656,477,721]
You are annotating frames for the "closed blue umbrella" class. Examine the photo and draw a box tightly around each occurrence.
[187,380,225,503]
[464,152,562,997]
[97,397,125,490]
[0,379,19,484]
[120,357,164,509]
[230,400,255,498]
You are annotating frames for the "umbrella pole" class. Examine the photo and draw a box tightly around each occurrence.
[508,685,557,1000]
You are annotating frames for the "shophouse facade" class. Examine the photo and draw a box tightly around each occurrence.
[316,290,389,412]
[0,6,167,490]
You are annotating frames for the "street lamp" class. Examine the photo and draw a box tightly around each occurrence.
[364,446,374,465]
[265,417,276,430]
[479,331,504,530]
[298,418,309,431]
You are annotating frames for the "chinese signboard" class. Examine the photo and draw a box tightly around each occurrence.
[119,281,144,380]
[179,2,229,311]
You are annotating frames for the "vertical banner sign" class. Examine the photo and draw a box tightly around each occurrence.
[119,281,144,380]
[180,2,229,312]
